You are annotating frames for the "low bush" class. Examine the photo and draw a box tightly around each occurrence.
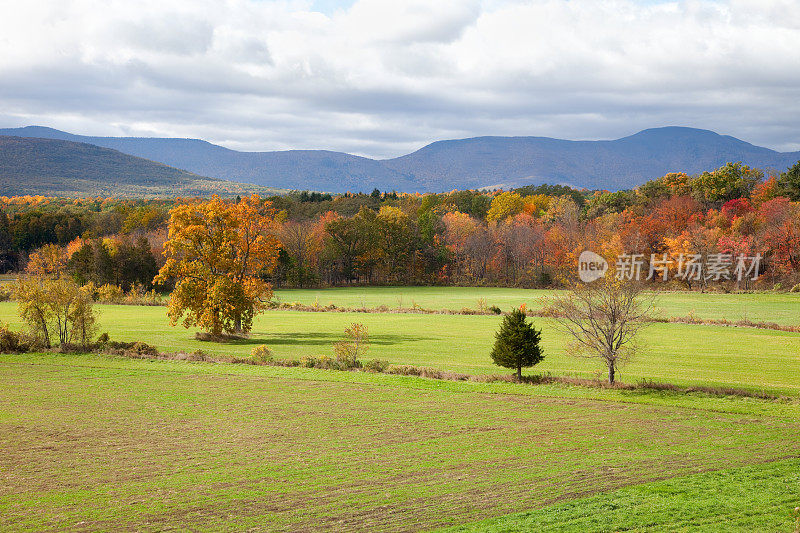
[363,359,391,372]
[96,283,125,303]
[0,323,30,353]
[125,288,162,306]
[385,364,469,381]
[105,340,159,357]
[185,349,215,362]
[316,355,336,369]
[332,323,368,369]
[0,285,12,302]
[300,355,318,368]
[250,344,273,363]
[92,283,163,306]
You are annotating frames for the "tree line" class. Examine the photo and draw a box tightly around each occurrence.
[2,160,800,290]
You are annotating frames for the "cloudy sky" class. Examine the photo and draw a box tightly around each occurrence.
[1,0,799,158]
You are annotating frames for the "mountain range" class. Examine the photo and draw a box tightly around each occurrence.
[1,125,798,194]
[0,136,281,198]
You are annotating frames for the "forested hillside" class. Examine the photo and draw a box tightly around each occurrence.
[3,126,799,192]
[0,136,281,198]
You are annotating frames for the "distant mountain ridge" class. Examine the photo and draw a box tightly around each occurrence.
[1,125,798,193]
[0,135,281,198]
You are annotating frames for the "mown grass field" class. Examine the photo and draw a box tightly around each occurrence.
[1,288,799,531]
[1,354,799,531]
[274,286,800,326]
[2,296,799,395]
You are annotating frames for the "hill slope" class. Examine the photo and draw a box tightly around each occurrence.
[383,127,800,191]
[0,136,280,198]
[0,126,417,193]
[2,126,798,192]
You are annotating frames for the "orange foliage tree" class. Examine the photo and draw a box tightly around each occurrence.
[155,195,280,336]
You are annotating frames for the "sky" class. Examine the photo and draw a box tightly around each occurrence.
[0,0,799,158]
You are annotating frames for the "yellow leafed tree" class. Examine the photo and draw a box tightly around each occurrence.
[155,195,280,336]
[16,244,97,348]
[486,192,525,222]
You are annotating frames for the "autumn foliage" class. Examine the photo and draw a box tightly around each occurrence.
[155,195,280,336]
[3,159,800,292]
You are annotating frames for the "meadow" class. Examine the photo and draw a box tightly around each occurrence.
[2,288,799,395]
[273,286,800,326]
[1,354,799,531]
[1,287,799,531]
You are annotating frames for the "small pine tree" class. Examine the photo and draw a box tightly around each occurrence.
[490,308,543,380]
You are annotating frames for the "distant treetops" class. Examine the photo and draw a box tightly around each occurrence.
[2,159,800,290]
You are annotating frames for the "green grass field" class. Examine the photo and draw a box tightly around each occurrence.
[1,354,799,531]
[2,298,799,395]
[274,286,800,325]
[1,288,800,530]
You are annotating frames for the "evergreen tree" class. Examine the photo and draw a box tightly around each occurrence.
[490,308,544,380]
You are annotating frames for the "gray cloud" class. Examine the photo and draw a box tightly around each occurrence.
[1,0,799,158]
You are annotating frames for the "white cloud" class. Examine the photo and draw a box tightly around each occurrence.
[0,0,798,157]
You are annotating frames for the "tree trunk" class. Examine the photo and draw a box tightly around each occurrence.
[608,364,615,384]
[516,364,522,381]
[40,317,51,349]
[234,316,242,334]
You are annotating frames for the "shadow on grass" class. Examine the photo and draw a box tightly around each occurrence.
[216,332,433,347]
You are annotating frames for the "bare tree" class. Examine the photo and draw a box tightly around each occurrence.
[549,277,654,384]
[280,220,319,287]
[464,226,493,280]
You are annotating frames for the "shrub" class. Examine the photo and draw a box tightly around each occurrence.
[250,344,273,363]
[96,283,124,303]
[300,355,318,368]
[186,349,213,361]
[129,341,159,356]
[332,323,369,368]
[118,283,163,306]
[0,285,12,302]
[488,305,502,315]
[363,359,390,373]
[0,323,29,353]
[316,355,336,369]
[106,340,159,357]
[385,364,470,381]
[386,364,425,376]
